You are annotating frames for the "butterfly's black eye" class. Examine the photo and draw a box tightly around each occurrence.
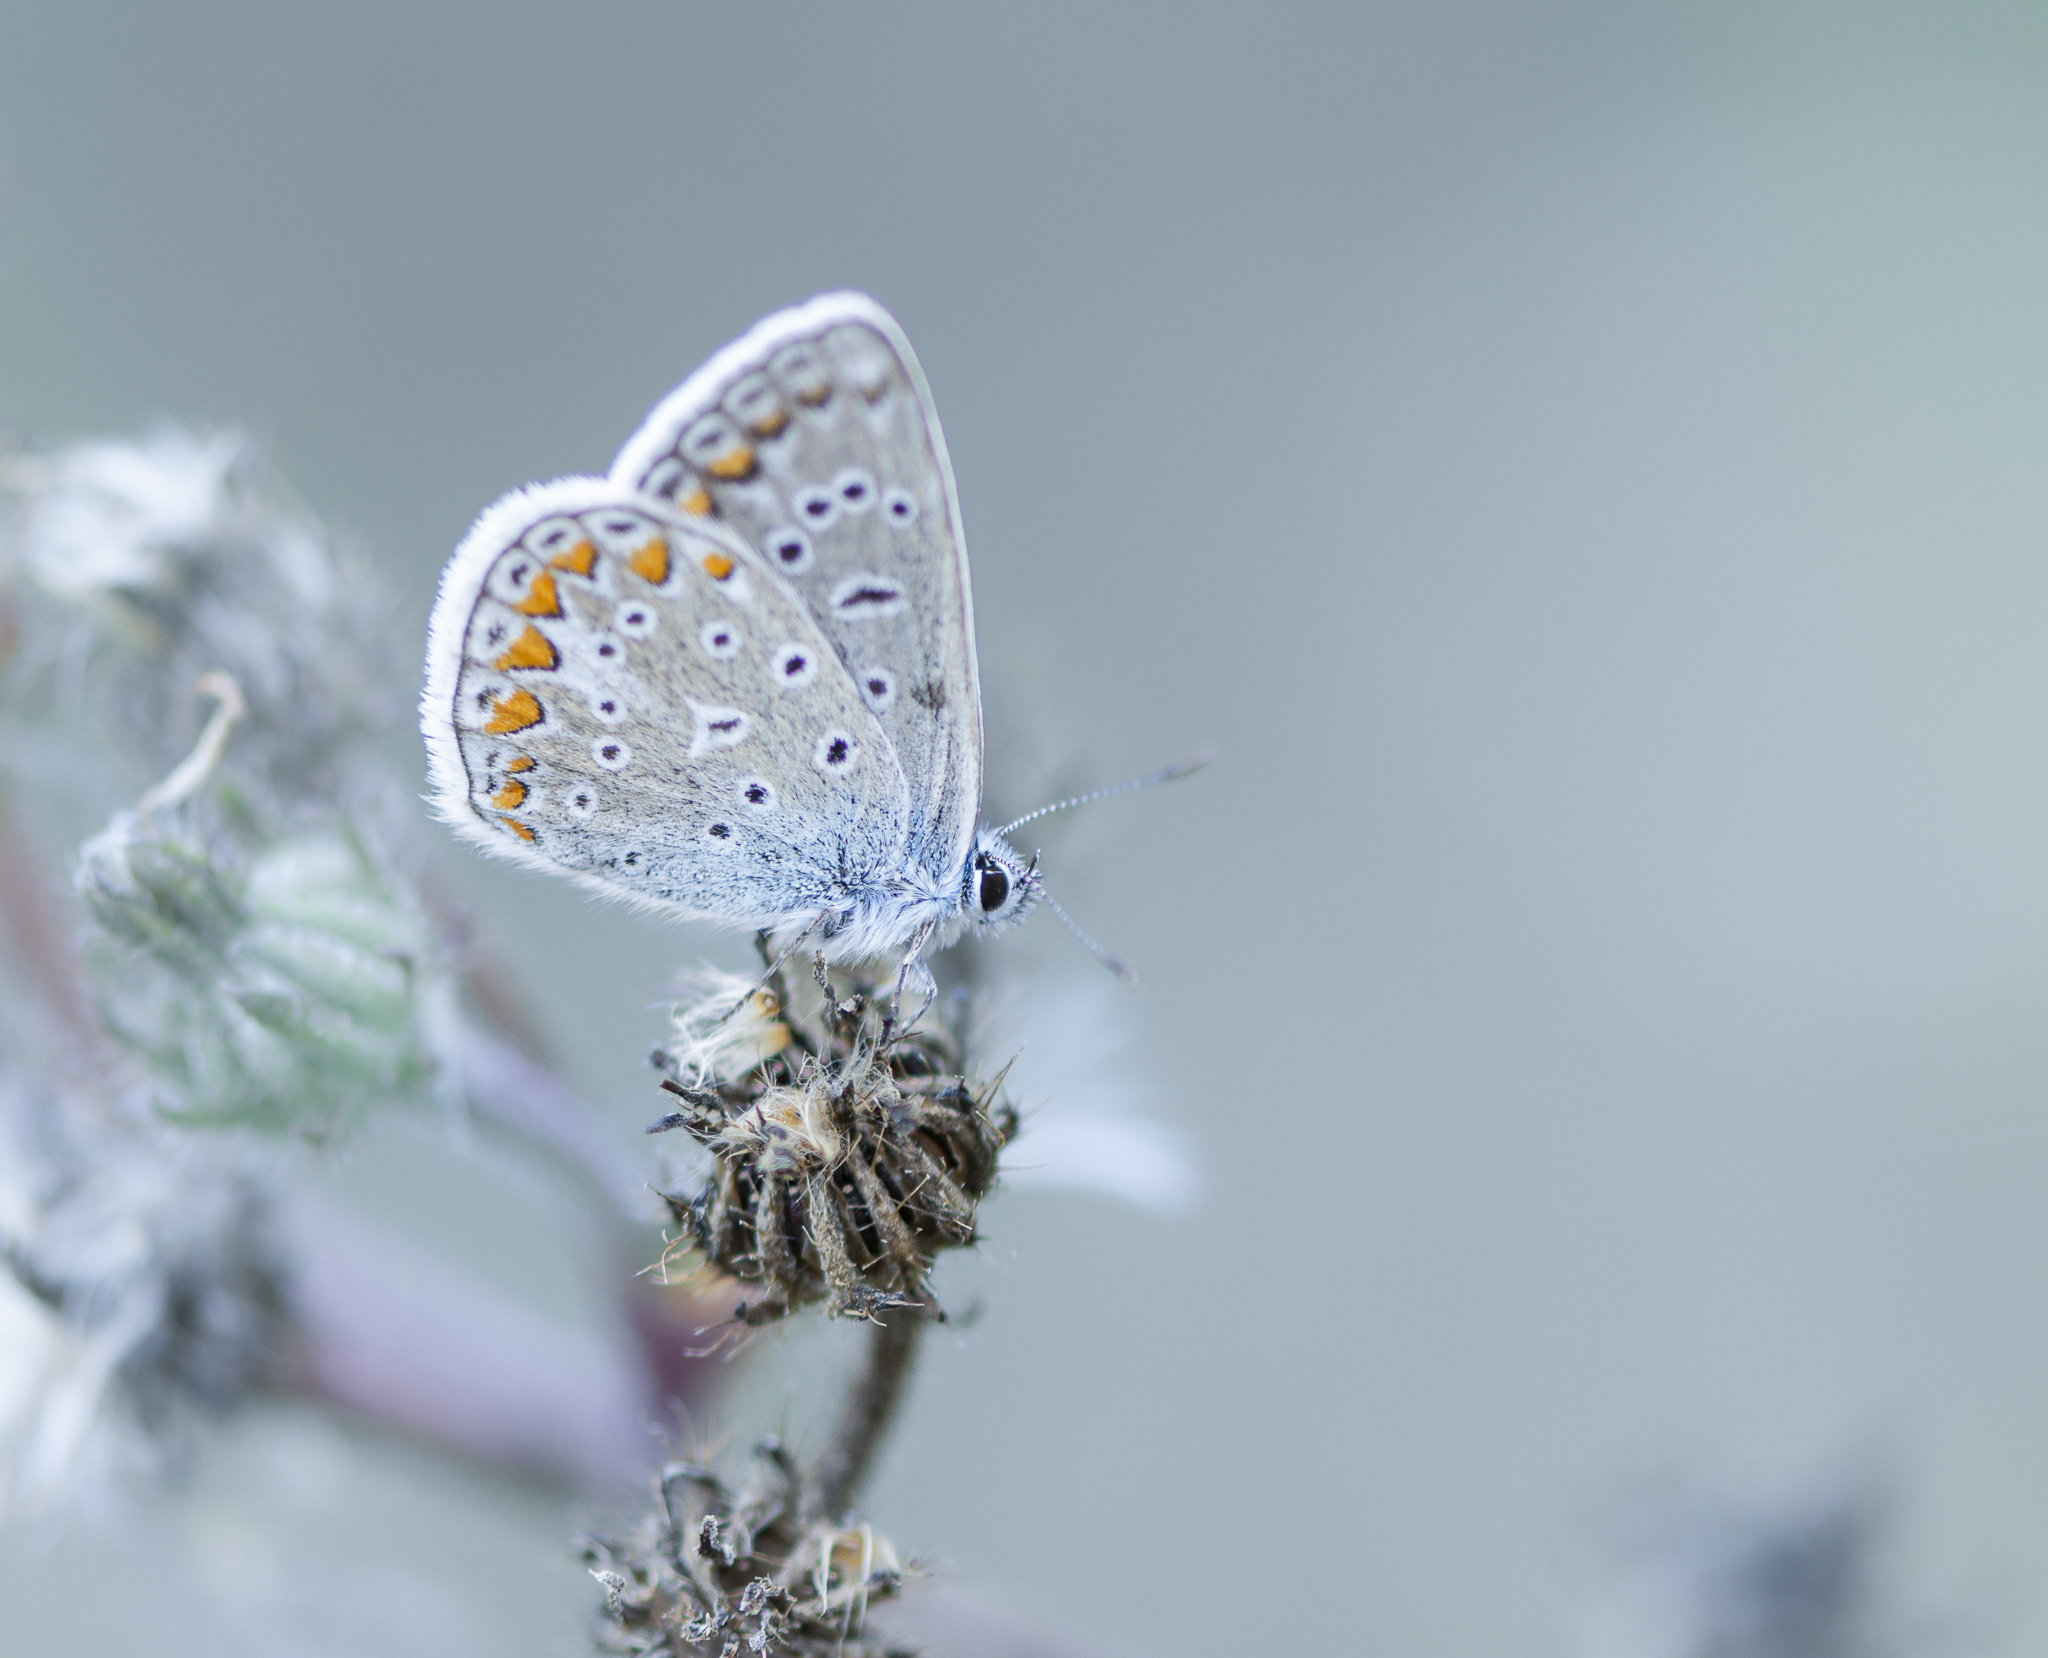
[977,864,1010,914]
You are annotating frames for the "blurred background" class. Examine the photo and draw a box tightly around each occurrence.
[5,2,2048,1653]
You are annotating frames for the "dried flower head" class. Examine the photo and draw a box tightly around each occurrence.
[651,961,1014,1325]
[583,1442,914,1658]
[1,426,389,798]
[0,1076,288,1517]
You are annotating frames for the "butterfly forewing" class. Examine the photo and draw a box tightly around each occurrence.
[611,293,982,890]
[426,480,908,924]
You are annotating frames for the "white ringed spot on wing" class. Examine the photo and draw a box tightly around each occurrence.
[562,785,601,821]
[681,412,754,480]
[826,327,893,400]
[457,671,515,728]
[859,669,896,712]
[483,552,546,608]
[690,704,750,755]
[639,455,688,502]
[793,485,840,532]
[528,516,586,560]
[832,468,877,515]
[770,340,832,407]
[739,777,775,809]
[464,605,516,663]
[771,643,819,689]
[882,487,918,527]
[698,618,744,660]
[813,730,858,773]
[762,526,813,574]
[725,372,789,438]
[613,600,657,639]
[829,572,906,620]
[587,688,627,725]
[591,737,633,772]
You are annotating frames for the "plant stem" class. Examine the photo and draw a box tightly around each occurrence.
[810,1304,926,1522]
[0,785,95,1041]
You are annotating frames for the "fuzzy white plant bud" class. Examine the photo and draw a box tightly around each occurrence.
[64,669,450,1143]
[666,967,794,1087]
[79,814,445,1142]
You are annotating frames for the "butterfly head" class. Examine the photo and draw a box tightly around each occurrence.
[963,830,1039,934]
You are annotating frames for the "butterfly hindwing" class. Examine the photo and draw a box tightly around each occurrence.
[422,477,908,925]
[610,292,982,891]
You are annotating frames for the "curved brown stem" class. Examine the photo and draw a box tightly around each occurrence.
[0,786,94,1041]
[808,1304,926,1523]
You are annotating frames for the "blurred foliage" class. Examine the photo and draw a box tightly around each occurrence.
[78,813,444,1141]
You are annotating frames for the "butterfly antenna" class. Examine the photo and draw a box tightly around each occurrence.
[998,747,1216,838]
[1040,888,1140,987]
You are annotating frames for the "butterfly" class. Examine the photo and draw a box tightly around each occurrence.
[423,292,1184,1006]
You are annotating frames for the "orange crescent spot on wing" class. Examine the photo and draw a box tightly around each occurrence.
[549,539,596,576]
[677,485,713,516]
[748,408,790,438]
[505,755,536,773]
[499,816,536,842]
[493,624,559,672]
[706,444,756,481]
[491,779,528,810]
[484,688,543,734]
[628,536,671,586]
[512,570,562,617]
[699,550,735,581]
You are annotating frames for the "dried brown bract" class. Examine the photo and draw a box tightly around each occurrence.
[650,960,1014,1325]
[583,1442,915,1658]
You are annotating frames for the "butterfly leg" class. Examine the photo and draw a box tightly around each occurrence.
[884,956,939,1046]
[882,924,940,1041]
[720,914,826,1029]
[813,951,857,1040]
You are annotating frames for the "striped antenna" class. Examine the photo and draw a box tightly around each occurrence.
[1042,890,1140,987]
[998,747,1215,838]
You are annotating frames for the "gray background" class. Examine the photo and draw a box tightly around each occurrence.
[5,3,2048,1654]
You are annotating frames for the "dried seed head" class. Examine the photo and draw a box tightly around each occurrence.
[1,427,392,801]
[712,1080,844,1175]
[650,961,1014,1325]
[0,1075,289,1516]
[582,1445,916,1658]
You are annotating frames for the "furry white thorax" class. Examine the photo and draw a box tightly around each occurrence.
[795,826,1039,967]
